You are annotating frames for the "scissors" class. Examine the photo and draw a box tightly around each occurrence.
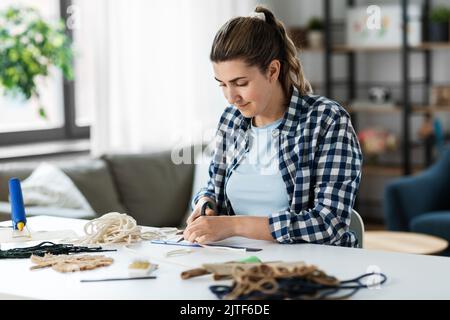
[177,201,212,243]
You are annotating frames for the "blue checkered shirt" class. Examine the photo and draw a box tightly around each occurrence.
[193,87,363,247]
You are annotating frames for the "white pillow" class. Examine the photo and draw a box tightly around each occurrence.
[20,162,95,216]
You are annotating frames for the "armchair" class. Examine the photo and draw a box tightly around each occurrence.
[384,146,450,242]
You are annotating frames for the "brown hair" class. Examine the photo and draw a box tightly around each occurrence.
[210,5,312,97]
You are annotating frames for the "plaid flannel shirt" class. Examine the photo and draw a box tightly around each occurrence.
[193,86,363,247]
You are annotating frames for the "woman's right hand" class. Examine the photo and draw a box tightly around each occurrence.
[186,197,217,225]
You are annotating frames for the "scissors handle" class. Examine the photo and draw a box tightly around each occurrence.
[177,201,214,243]
[200,201,212,216]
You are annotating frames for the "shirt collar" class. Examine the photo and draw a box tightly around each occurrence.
[278,86,302,137]
[237,86,303,137]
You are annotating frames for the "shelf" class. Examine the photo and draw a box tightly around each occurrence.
[334,43,450,53]
[299,47,326,53]
[346,105,450,114]
[415,42,450,50]
[334,45,404,53]
[311,79,430,88]
[318,1,446,177]
[347,106,401,114]
[363,165,424,176]
[413,106,450,113]
[299,42,450,53]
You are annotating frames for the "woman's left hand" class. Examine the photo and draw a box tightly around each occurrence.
[183,216,235,244]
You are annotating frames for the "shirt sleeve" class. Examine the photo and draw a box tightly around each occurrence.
[191,156,217,211]
[190,126,228,211]
[268,110,363,247]
[190,105,240,213]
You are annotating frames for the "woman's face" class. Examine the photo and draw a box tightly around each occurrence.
[213,59,278,119]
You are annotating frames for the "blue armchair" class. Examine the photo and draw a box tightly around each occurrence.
[384,146,450,242]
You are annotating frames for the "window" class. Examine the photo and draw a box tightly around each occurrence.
[71,0,94,128]
[0,0,89,146]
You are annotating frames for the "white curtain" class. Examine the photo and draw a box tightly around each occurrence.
[73,0,257,156]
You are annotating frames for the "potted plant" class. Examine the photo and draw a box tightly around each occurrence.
[307,16,324,48]
[428,6,450,42]
[0,6,73,119]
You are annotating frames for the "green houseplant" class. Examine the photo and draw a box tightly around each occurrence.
[306,16,324,49]
[429,6,450,42]
[307,16,324,31]
[0,6,73,118]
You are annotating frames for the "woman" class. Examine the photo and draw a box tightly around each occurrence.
[183,6,362,247]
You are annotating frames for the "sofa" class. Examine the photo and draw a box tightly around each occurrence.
[0,149,196,228]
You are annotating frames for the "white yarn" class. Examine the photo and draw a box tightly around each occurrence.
[78,212,177,244]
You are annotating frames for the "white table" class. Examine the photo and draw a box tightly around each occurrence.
[1,216,450,300]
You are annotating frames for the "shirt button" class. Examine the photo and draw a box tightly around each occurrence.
[272,130,279,137]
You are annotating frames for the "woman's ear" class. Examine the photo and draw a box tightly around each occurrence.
[267,59,281,83]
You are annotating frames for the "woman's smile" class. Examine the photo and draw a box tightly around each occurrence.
[236,102,250,108]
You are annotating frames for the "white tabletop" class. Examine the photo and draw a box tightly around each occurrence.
[1,216,450,300]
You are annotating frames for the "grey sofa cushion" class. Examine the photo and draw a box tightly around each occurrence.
[0,160,126,216]
[59,160,126,215]
[103,151,194,227]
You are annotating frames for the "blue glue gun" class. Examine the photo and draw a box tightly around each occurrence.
[9,178,27,231]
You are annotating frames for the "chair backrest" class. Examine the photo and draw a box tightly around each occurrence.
[349,209,365,248]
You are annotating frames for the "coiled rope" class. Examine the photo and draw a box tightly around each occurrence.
[210,263,387,300]
[78,212,177,245]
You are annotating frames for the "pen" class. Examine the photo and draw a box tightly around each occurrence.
[9,178,27,231]
[151,240,262,252]
[177,201,212,243]
[199,201,211,216]
[80,276,157,283]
